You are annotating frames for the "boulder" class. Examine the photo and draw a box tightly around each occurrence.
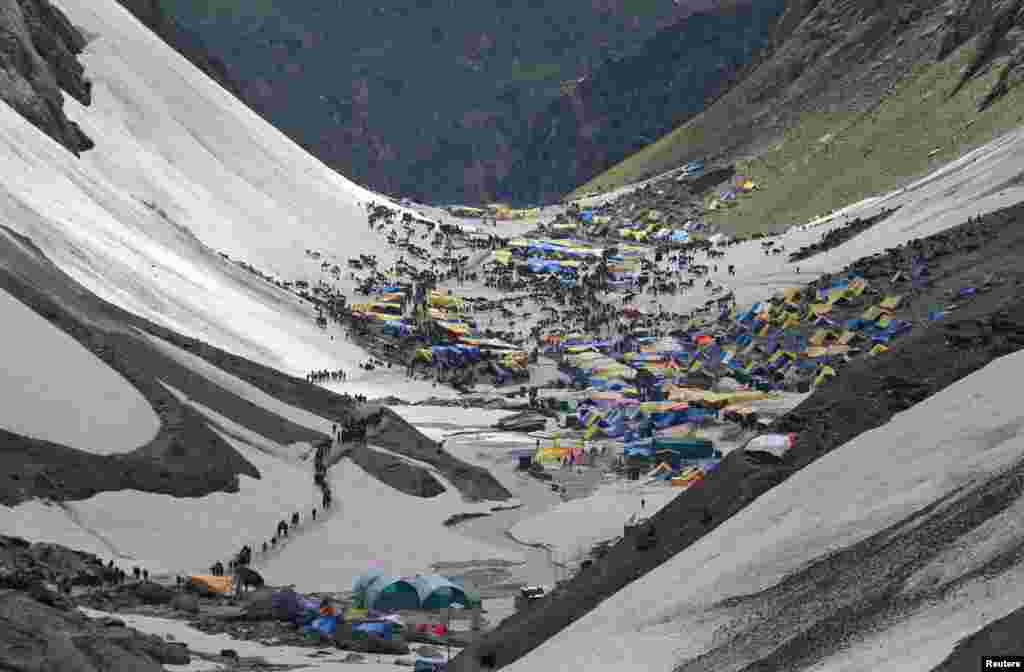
[130,581,175,605]
[0,591,186,671]
[240,587,276,620]
[170,592,200,614]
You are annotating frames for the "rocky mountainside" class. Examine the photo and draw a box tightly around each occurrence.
[0,0,92,153]
[501,0,788,204]
[0,0,242,156]
[148,0,776,204]
[0,534,191,671]
[580,0,1024,201]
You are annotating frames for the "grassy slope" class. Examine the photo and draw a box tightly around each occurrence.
[572,38,1024,234]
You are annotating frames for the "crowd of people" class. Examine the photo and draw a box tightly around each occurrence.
[307,369,346,383]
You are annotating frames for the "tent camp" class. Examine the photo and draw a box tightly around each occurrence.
[413,574,472,610]
[363,575,421,612]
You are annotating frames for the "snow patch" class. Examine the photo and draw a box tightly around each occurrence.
[0,287,159,453]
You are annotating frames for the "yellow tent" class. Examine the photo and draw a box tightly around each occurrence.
[783,288,803,304]
[808,329,838,346]
[782,314,802,330]
[870,344,890,356]
[490,250,513,266]
[862,306,884,322]
[814,366,837,388]
[806,344,851,358]
[344,607,369,621]
[880,295,903,310]
[534,447,569,465]
[189,575,234,595]
[837,330,860,345]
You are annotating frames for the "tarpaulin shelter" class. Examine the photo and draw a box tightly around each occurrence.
[364,575,421,612]
[354,621,398,640]
[744,433,795,459]
[188,575,233,595]
[413,575,472,610]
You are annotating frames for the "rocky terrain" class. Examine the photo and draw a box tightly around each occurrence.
[506,1,786,204]
[0,535,192,671]
[449,200,1024,672]
[0,0,92,153]
[579,0,1024,217]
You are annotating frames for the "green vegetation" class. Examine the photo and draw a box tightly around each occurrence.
[510,62,563,83]
[575,40,1024,235]
[622,0,664,19]
[160,0,277,22]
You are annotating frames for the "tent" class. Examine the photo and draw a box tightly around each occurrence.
[188,575,233,595]
[353,621,398,640]
[365,575,421,612]
[744,433,795,459]
[413,575,471,610]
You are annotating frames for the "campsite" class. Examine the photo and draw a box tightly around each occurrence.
[4,0,1024,670]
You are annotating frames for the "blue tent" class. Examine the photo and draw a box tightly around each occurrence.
[365,576,421,612]
[414,575,469,610]
[354,621,397,640]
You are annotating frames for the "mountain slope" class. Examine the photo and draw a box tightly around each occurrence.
[495,1,787,204]
[0,0,93,153]
[576,0,1024,232]
[149,0,778,204]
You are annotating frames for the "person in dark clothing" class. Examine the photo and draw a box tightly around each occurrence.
[271,537,277,548]
[291,512,300,526]
[312,508,317,521]
[262,541,268,553]
[142,569,149,582]
[133,567,141,581]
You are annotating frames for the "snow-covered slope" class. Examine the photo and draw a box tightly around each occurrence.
[0,0,430,379]
[509,480,676,562]
[502,349,1024,672]
[0,287,158,453]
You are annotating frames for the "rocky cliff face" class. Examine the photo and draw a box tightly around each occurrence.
[500,1,788,204]
[0,0,92,154]
[0,535,191,672]
[581,0,1024,191]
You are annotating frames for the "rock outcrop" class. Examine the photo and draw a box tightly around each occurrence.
[0,535,190,672]
[0,0,93,153]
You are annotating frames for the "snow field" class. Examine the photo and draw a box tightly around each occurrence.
[509,479,677,561]
[0,286,159,454]
[257,457,523,594]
